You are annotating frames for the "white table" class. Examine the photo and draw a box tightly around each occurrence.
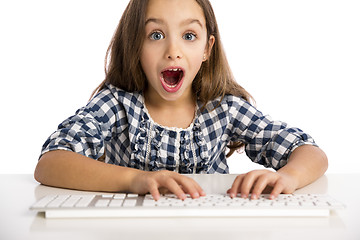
[0,174,359,240]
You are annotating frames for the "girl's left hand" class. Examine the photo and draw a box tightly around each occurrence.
[227,169,298,200]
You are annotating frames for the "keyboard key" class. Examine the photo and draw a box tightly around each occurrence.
[171,201,187,207]
[156,201,171,207]
[286,201,300,207]
[95,199,110,207]
[126,194,138,198]
[47,195,70,208]
[243,201,258,207]
[144,194,155,200]
[185,203,200,207]
[32,195,57,208]
[113,194,126,199]
[272,201,286,207]
[300,201,315,207]
[257,202,272,207]
[61,195,82,208]
[199,202,214,207]
[109,199,124,207]
[75,195,95,208]
[101,194,114,198]
[143,200,156,207]
[123,199,137,207]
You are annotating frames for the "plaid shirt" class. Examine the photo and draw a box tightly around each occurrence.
[41,84,317,174]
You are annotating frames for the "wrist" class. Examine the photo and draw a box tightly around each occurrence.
[278,145,328,190]
[277,167,301,191]
[115,166,142,193]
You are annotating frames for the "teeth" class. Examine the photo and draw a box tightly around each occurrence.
[167,68,180,72]
[165,83,177,88]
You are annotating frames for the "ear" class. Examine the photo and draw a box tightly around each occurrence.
[203,35,215,62]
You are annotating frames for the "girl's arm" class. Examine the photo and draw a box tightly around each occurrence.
[35,150,205,200]
[227,145,328,199]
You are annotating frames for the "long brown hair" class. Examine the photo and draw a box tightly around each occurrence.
[92,0,254,157]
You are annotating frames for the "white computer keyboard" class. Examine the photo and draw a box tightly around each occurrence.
[30,193,345,218]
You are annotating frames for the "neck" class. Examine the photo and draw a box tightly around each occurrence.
[144,87,196,110]
[143,87,197,129]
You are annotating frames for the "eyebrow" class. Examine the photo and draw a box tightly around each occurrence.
[145,18,204,28]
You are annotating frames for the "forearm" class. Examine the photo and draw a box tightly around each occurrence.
[278,144,328,190]
[34,150,140,192]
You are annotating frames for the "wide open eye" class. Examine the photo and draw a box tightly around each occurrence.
[183,32,197,41]
[149,31,164,40]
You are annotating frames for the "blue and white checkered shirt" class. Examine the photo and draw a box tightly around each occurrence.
[41,84,317,174]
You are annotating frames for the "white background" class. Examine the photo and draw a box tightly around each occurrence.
[0,0,359,174]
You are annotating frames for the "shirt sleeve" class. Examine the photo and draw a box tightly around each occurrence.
[40,88,123,160]
[227,96,318,170]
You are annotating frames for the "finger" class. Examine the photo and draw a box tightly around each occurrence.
[198,185,206,197]
[163,178,187,200]
[192,178,206,197]
[251,174,275,199]
[193,181,206,197]
[240,171,264,198]
[148,182,161,201]
[175,175,203,199]
[269,180,285,200]
[228,174,245,198]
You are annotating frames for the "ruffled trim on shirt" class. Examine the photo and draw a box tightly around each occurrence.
[130,116,148,170]
[130,98,211,173]
[192,119,210,173]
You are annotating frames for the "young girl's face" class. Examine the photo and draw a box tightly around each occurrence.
[141,0,214,104]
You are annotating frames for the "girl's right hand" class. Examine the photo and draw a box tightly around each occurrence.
[129,170,206,201]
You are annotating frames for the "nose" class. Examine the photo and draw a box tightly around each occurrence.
[165,38,183,60]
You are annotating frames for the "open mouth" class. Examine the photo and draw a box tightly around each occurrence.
[160,68,184,92]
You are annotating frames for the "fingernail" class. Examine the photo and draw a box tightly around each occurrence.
[251,194,257,200]
[193,192,199,198]
[269,195,275,200]
[230,193,235,198]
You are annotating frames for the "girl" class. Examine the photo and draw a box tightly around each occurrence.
[35,0,328,201]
